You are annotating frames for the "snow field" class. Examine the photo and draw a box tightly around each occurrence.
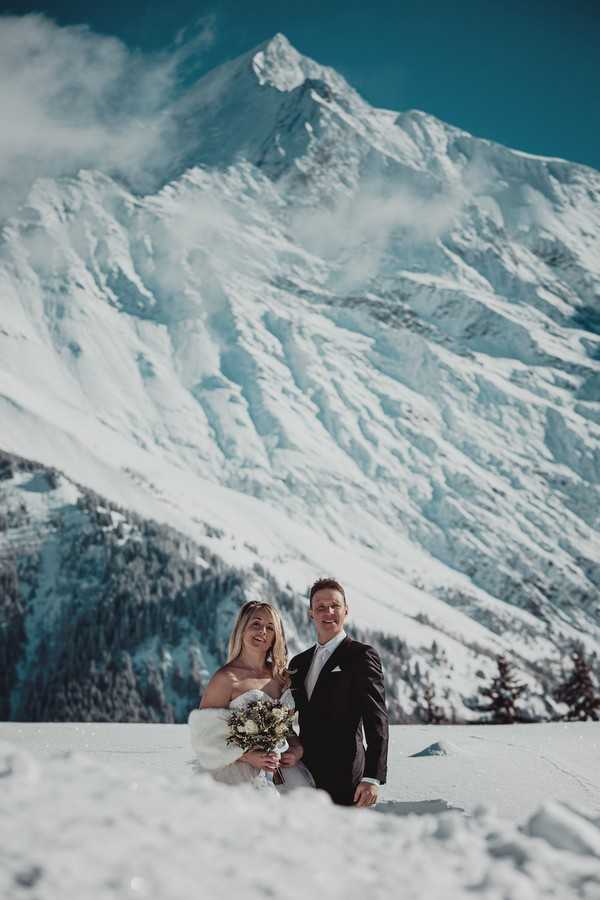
[1,723,600,899]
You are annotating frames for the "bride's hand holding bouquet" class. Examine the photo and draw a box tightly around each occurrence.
[226,697,296,780]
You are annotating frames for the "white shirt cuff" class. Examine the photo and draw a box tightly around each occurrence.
[361,777,380,786]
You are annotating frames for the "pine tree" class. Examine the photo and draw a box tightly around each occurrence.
[555,647,600,721]
[476,656,527,724]
[420,677,445,724]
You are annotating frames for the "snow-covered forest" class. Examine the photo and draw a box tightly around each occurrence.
[2,449,598,725]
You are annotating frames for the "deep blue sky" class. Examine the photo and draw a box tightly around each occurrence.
[3,0,599,170]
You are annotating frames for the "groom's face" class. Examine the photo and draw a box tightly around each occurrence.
[309,588,348,644]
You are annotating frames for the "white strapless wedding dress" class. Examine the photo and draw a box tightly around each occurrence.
[188,688,315,794]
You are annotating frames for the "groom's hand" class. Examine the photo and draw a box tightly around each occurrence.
[353,781,379,808]
[280,744,303,767]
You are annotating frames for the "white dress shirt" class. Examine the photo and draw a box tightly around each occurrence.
[305,630,347,700]
[304,629,379,788]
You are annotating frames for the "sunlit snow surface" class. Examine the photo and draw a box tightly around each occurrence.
[1,723,600,899]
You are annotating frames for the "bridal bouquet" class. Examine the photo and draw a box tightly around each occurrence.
[226,698,296,753]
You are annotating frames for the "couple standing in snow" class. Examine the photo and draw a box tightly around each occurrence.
[189,578,389,807]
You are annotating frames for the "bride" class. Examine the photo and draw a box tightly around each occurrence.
[189,600,314,792]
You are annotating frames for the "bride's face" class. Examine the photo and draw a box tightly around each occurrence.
[243,610,276,654]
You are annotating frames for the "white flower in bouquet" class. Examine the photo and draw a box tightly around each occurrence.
[226,699,296,753]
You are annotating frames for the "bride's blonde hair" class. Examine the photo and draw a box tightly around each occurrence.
[227,601,289,681]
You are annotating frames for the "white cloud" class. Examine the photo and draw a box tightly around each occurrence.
[0,13,216,218]
[175,13,217,52]
[290,178,466,292]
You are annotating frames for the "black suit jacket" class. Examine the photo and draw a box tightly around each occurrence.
[290,636,389,805]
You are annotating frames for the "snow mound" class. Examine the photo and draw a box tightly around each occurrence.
[410,740,462,757]
[2,741,600,899]
[376,798,463,816]
[0,740,39,786]
[525,802,600,857]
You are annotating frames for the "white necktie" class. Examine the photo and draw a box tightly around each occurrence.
[305,646,329,700]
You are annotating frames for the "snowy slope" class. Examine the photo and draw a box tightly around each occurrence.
[1,722,600,899]
[1,35,600,709]
[1,450,471,723]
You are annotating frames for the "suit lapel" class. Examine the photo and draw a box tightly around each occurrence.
[310,636,351,703]
[292,646,316,706]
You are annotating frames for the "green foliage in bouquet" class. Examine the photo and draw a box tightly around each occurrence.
[226,699,296,752]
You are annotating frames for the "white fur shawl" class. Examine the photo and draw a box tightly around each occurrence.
[188,708,243,771]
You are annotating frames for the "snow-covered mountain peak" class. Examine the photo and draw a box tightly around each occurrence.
[251,32,331,92]
[2,35,600,723]
[231,32,355,102]
[168,33,368,181]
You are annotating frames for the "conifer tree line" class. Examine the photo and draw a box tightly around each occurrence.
[460,651,600,724]
[1,449,599,725]
[1,452,415,722]
[553,647,600,722]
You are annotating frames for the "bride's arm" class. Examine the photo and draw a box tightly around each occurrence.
[199,670,234,709]
[189,674,240,771]
[197,671,277,771]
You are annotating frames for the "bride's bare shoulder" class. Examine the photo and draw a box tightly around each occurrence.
[213,663,239,680]
[199,666,237,708]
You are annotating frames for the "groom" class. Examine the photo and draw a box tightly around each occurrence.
[282,578,389,807]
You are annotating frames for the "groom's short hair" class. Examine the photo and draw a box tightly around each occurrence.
[308,578,347,608]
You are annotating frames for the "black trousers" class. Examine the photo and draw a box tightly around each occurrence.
[313,777,358,807]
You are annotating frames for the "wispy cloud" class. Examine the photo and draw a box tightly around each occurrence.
[290,177,467,292]
[0,13,216,218]
[175,13,217,52]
